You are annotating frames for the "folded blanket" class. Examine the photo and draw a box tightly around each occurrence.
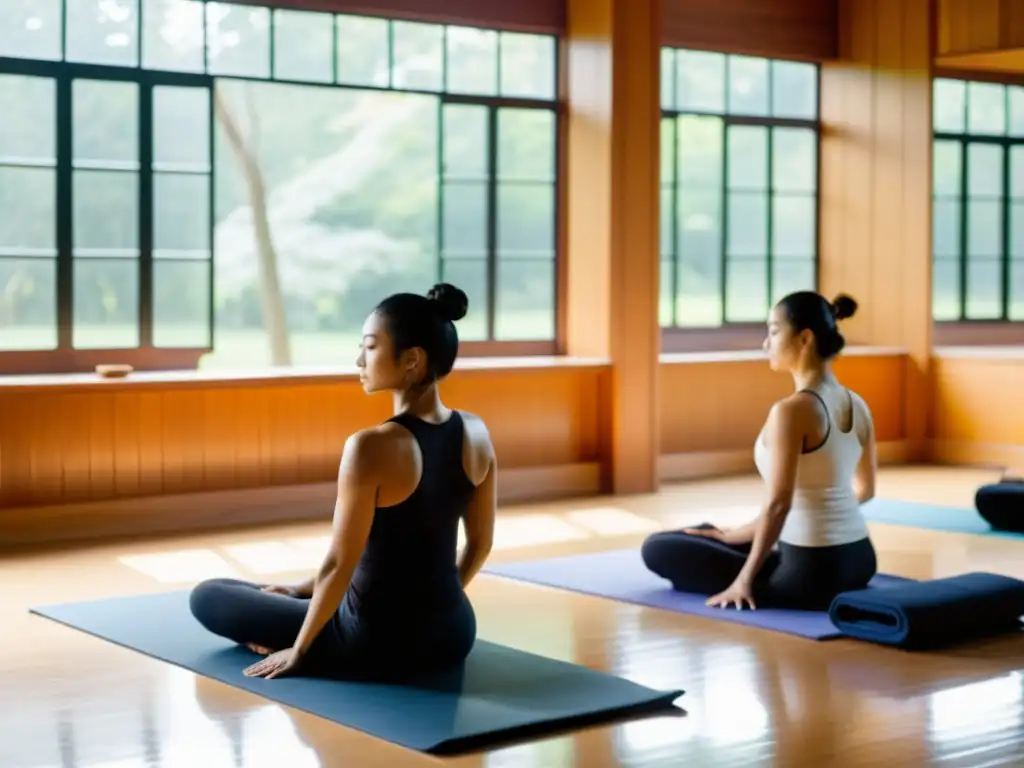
[828,572,1024,649]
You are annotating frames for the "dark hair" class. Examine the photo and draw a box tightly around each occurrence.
[775,291,858,360]
[374,282,469,382]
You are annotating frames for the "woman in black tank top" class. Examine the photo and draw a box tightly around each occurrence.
[188,283,497,682]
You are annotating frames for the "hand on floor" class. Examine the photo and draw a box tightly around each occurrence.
[243,647,303,679]
[706,579,757,611]
[246,643,274,655]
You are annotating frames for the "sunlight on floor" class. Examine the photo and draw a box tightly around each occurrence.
[116,505,665,584]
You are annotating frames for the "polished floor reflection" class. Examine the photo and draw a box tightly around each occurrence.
[3,466,1024,767]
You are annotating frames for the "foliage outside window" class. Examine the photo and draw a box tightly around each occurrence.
[0,1,558,369]
[659,47,820,329]
[932,77,1024,322]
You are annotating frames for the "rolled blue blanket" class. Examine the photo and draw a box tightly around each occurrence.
[828,572,1024,649]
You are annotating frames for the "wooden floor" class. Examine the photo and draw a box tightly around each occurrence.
[4,465,1024,768]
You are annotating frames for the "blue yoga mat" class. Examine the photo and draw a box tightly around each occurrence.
[484,548,911,640]
[30,590,683,755]
[829,572,1024,649]
[861,498,1024,539]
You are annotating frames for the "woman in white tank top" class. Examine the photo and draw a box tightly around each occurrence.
[641,291,878,611]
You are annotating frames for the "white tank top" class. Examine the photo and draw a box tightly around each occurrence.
[753,388,870,548]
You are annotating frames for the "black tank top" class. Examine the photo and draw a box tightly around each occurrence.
[345,410,476,618]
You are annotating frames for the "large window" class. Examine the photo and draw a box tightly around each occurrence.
[659,48,820,328]
[932,77,1024,322]
[0,2,558,370]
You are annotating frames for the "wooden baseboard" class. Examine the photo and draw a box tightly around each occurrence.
[657,440,911,482]
[0,462,601,551]
[930,439,1024,470]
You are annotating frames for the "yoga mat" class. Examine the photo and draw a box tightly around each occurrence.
[484,548,911,640]
[861,498,1024,540]
[829,572,1024,649]
[30,590,683,755]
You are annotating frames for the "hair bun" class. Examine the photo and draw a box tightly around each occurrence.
[426,282,469,322]
[830,293,858,321]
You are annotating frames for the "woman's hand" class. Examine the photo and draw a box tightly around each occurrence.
[261,584,300,597]
[706,579,757,611]
[243,647,303,679]
[681,525,724,541]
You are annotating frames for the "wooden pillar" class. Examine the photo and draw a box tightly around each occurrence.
[562,0,661,494]
[818,0,934,460]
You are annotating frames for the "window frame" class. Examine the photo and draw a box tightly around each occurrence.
[0,3,562,374]
[658,47,822,353]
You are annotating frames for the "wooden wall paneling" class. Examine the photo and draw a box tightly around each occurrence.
[563,0,662,495]
[661,0,838,61]
[819,0,933,461]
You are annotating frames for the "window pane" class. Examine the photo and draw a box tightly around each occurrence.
[933,199,961,258]
[967,199,1002,258]
[495,258,554,340]
[727,192,767,257]
[660,118,675,184]
[206,3,270,78]
[660,187,674,256]
[0,75,55,163]
[660,48,675,110]
[443,104,488,179]
[0,167,55,251]
[727,125,768,190]
[273,9,334,83]
[143,0,205,72]
[390,21,443,91]
[728,55,769,116]
[0,257,57,350]
[154,259,210,347]
[66,0,138,66]
[933,140,961,196]
[497,183,554,256]
[0,0,61,60]
[1012,202,1024,258]
[442,182,487,254]
[676,187,722,328]
[659,258,674,326]
[934,79,965,133]
[73,258,139,349]
[772,127,816,192]
[446,27,498,95]
[965,259,1003,319]
[498,109,555,181]
[676,49,725,113]
[500,33,555,100]
[74,171,139,252]
[967,82,1006,135]
[336,15,389,87]
[772,194,815,258]
[1012,146,1024,199]
[73,80,139,167]
[725,259,768,321]
[932,258,961,320]
[967,143,1003,196]
[154,86,210,169]
[1010,87,1024,138]
[1010,260,1024,319]
[439,257,487,341]
[155,173,210,254]
[771,60,817,119]
[678,115,722,187]
[772,258,815,304]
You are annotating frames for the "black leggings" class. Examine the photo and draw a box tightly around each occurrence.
[976,482,1024,533]
[640,524,878,610]
[189,578,477,681]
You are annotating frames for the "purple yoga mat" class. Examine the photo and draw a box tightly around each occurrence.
[483,548,911,640]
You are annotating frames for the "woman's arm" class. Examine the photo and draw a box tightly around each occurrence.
[458,455,496,588]
[853,398,877,504]
[290,430,381,658]
[733,401,804,588]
